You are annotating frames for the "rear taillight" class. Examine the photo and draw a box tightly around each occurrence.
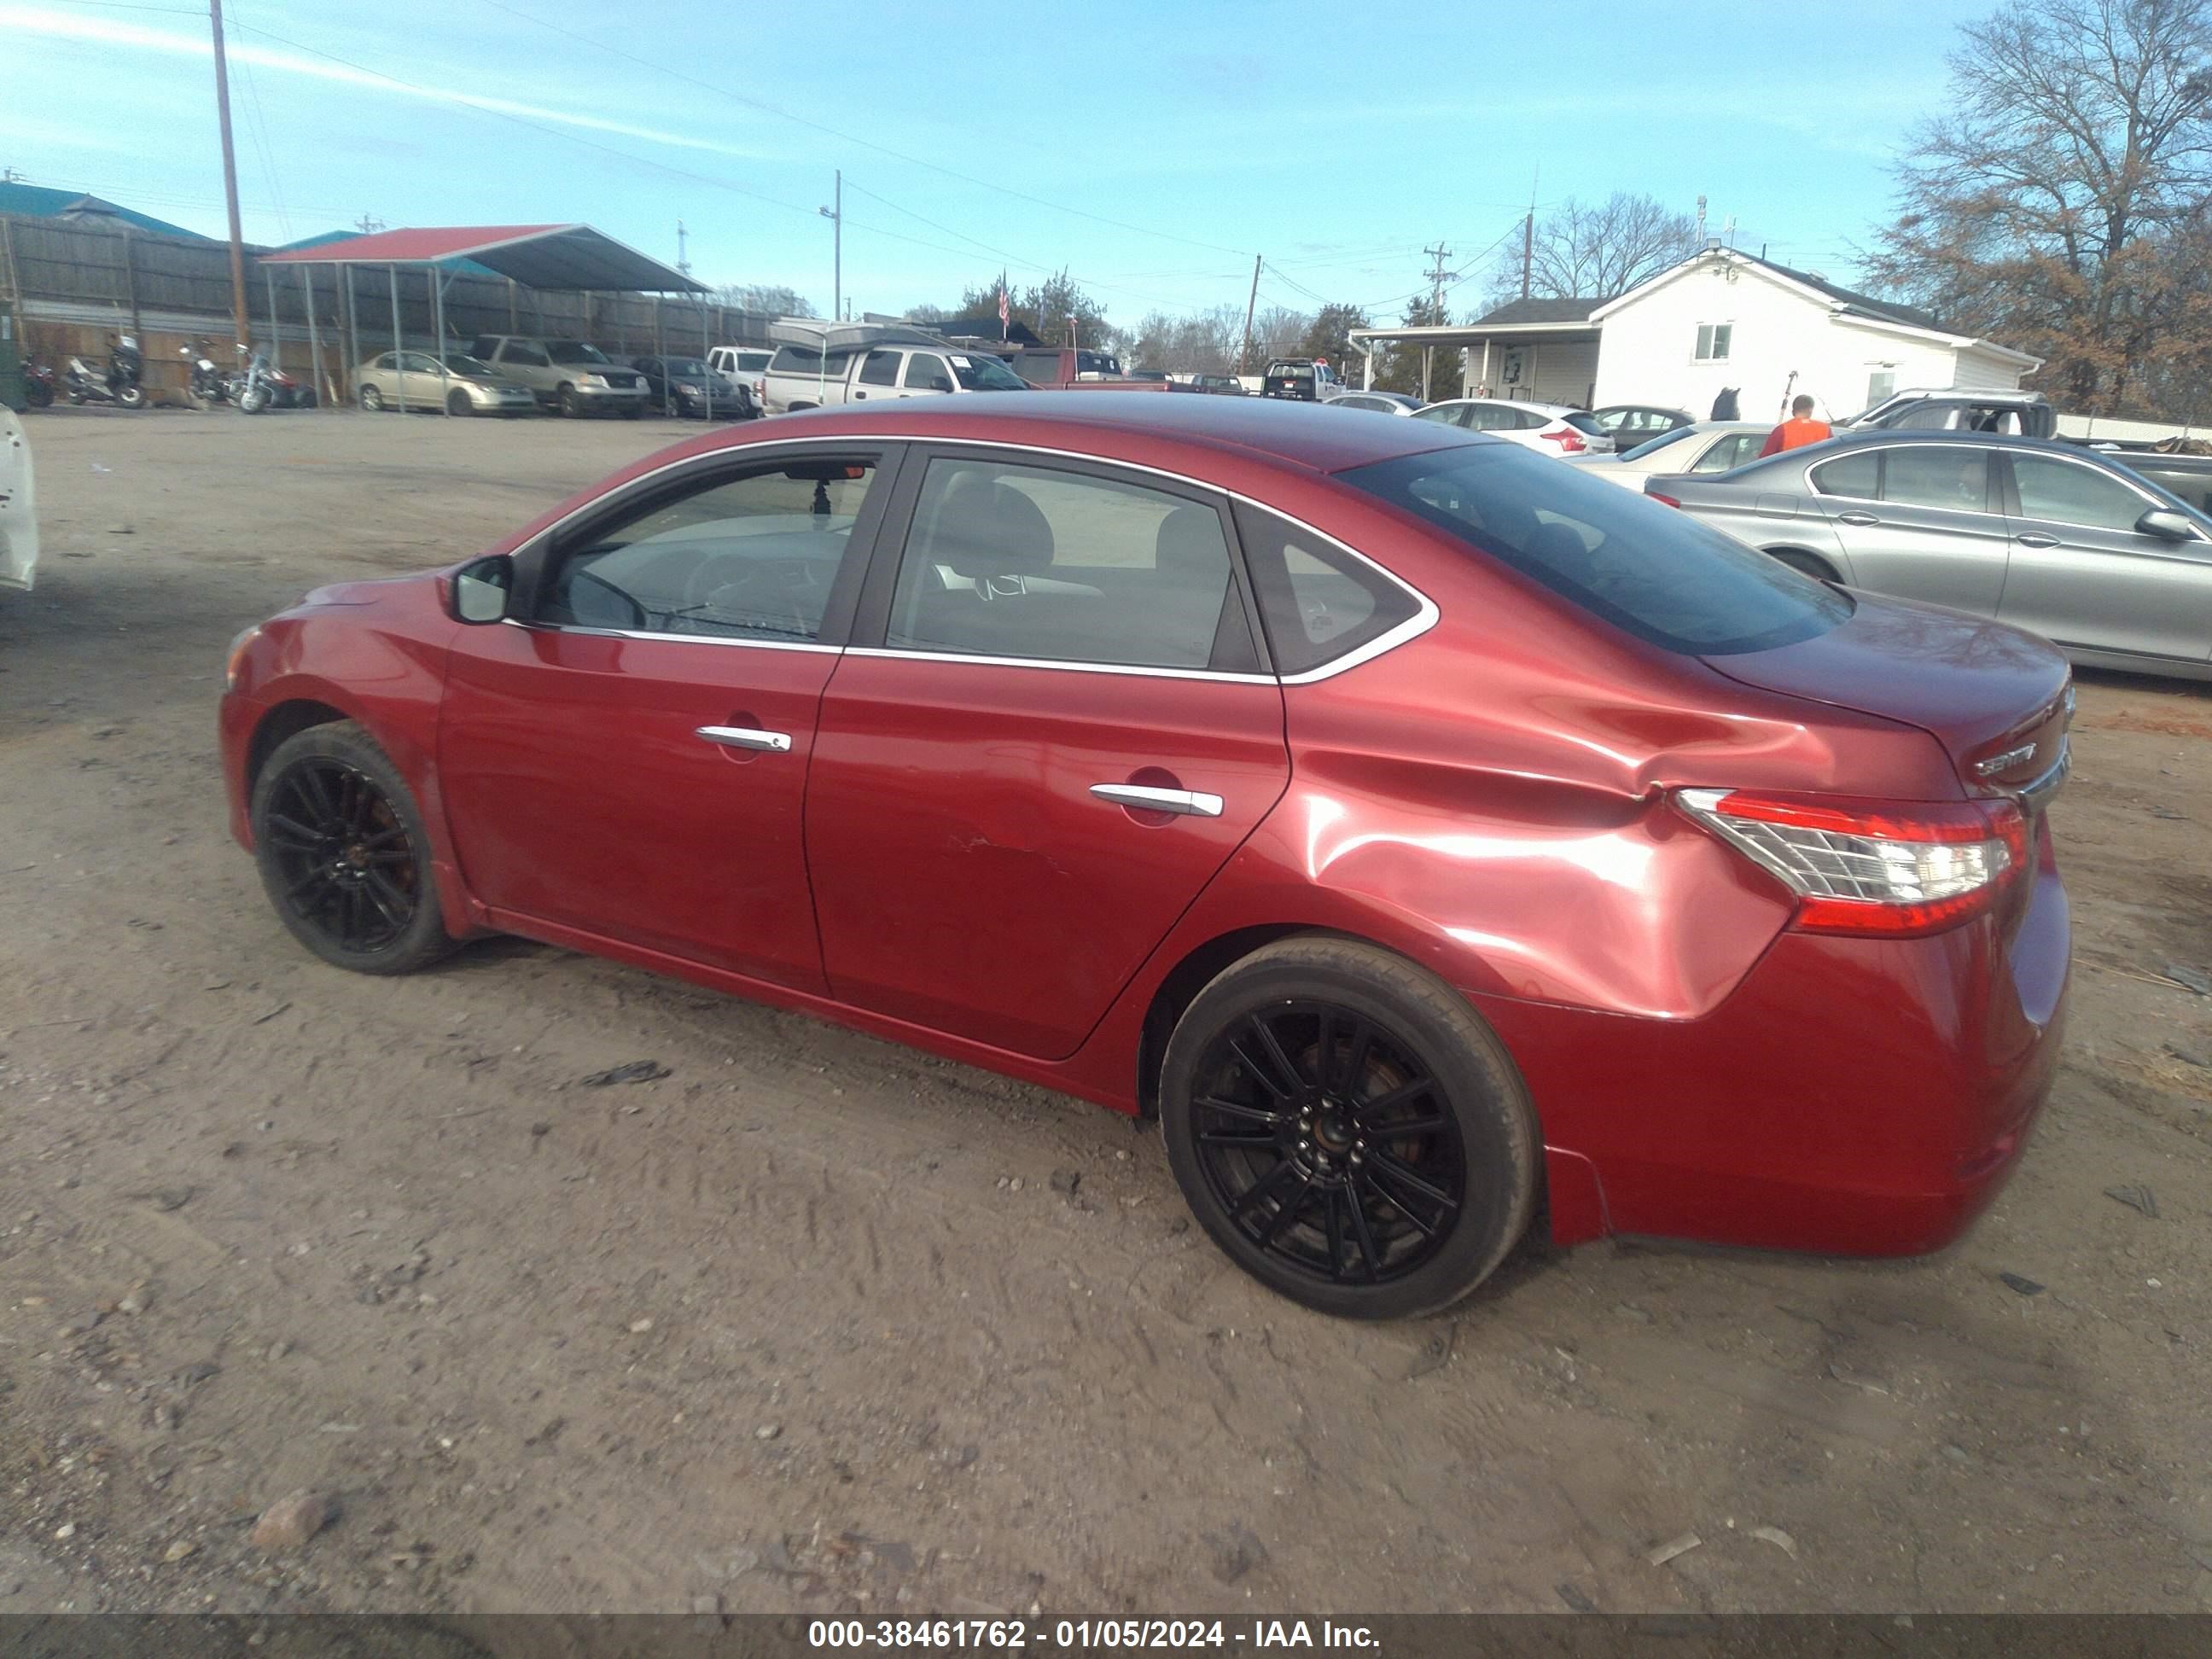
[1541,425,1586,453]
[1676,789,2027,936]
[1647,490,1682,508]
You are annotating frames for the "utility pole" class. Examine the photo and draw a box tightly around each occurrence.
[818,171,841,323]
[1520,212,1534,300]
[208,0,252,355]
[1239,253,1261,375]
[1423,242,1452,319]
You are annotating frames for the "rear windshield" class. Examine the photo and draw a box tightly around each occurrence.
[1339,443,1851,655]
[1267,363,1315,380]
[1618,425,1701,463]
[1561,411,1606,436]
[768,345,853,375]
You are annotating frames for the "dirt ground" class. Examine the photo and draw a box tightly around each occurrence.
[1,406,2208,1618]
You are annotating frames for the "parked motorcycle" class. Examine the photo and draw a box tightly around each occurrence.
[182,340,232,406]
[20,358,56,410]
[63,335,146,410]
[236,350,276,415]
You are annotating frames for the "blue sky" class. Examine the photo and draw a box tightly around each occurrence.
[5,0,1993,325]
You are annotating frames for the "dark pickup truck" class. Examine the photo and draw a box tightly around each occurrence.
[1010,346,1200,392]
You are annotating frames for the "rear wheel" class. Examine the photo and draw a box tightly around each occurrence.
[250,721,452,975]
[1160,937,1538,1320]
[1766,547,1839,582]
[358,384,384,411]
[297,387,317,410]
[115,384,147,410]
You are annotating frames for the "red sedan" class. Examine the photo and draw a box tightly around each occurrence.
[219,394,2073,1319]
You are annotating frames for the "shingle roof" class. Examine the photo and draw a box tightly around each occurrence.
[1476,296,1604,325]
[1748,254,1938,331]
[0,183,210,242]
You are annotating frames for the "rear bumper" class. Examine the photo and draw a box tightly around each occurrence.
[1489,830,2069,1256]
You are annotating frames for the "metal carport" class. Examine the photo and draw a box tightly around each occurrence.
[259,224,707,416]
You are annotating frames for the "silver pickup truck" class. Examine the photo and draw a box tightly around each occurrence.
[759,323,1026,415]
[468,335,648,418]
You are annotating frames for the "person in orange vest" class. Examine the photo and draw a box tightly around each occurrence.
[1759,393,1832,456]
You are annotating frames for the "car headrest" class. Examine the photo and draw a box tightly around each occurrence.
[931,474,1054,579]
[1155,505,1225,583]
[1525,520,1598,581]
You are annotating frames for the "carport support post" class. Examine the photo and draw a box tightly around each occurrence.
[341,265,358,405]
[700,301,709,415]
[265,263,278,368]
[388,265,405,415]
[433,269,450,416]
[1421,345,1432,403]
[298,265,322,410]
[1479,340,1491,398]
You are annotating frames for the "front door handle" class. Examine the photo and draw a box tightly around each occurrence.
[1836,510,1879,527]
[1090,783,1223,818]
[696,725,792,753]
[852,391,866,399]
[2015,532,2061,549]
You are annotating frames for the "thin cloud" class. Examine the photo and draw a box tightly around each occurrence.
[3,5,780,164]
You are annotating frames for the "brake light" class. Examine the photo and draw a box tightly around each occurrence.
[1647,491,1682,508]
[1675,789,2026,936]
[1542,425,1586,453]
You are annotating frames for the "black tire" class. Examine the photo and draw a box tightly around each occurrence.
[1160,936,1538,1320]
[25,381,52,409]
[445,388,473,417]
[250,720,452,975]
[620,401,642,419]
[1766,547,1839,582]
[298,388,317,410]
[115,384,147,410]
[558,383,582,418]
[358,384,384,412]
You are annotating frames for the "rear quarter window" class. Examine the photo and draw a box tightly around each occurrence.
[1340,444,1850,656]
[1233,504,1421,675]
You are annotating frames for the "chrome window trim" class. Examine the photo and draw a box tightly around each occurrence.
[500,617,842,655]
[1803,439,1995,507]
[509,432,1438,684]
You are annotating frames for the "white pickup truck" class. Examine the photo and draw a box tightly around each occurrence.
[759,323,1027,415]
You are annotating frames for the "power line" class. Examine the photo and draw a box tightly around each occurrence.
[470,0,1253,259]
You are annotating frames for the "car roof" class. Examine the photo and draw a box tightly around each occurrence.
[722,389,1485,474]
[1794,428,2113,456]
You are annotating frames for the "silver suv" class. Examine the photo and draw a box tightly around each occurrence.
[468,335,647,418]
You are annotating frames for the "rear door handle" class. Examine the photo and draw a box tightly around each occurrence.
[2014,533,2061,549]
[696,725,792,753]
[1090,783,1223,818]
[1836,510,1879,527]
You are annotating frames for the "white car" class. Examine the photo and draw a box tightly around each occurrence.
[1412,398,1614,456]
[1564,421,1773,487]
[2,408,36,593]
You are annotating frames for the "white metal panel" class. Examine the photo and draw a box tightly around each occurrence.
[1,410,38,593]
[1949,346,2030,391]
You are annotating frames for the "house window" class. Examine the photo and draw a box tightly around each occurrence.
[1694,323,1732,362]
[1866,369,1896,407]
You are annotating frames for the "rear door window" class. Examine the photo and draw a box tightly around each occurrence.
[1881,446,1993,513]
[1341,444,1850,655]
[885,457,1251,671]
[1809,451,1881,498]
[858,350,900,387]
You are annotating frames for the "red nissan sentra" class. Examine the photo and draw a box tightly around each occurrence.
[219,394,2071,1319]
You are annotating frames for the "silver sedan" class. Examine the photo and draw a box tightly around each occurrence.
[1652,429,2212,680]
[354,352,535,416]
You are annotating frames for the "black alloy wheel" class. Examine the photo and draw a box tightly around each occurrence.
[250,721,451,974]
[1161,937,1537,1319]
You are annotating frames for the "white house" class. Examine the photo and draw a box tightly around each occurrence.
[1587,248,2041,423]
[1348,247,2041,420]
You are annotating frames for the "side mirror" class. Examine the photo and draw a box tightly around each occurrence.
[2136,507,2195,542]
[451,555,512,624]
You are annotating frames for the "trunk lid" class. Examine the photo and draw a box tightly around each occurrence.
[1701,593,2073,795]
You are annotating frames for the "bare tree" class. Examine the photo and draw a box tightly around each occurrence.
[1487,193,1700,309]
[715,283,818,318]
[1866,0,2212,413]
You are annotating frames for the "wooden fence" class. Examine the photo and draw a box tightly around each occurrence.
[1,214,775,407]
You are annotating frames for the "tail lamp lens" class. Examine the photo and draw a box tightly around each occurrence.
[1543,425,1586,453]
[1648,491,1682,508]
[1677,789,2026,936]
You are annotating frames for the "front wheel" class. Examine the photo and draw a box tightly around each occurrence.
[620,401,642,420]
[238,384,271,415]
[445,388,473,416]
[250,721,452,975]
[557,383,582,418]
[1160,937,1538,1320]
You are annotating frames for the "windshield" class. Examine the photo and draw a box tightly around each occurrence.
[1339,443,1852,655]
[665,358,708,377]
[1618,425,1703,463]
[950,353,1026,390]
[547,341,610,364]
